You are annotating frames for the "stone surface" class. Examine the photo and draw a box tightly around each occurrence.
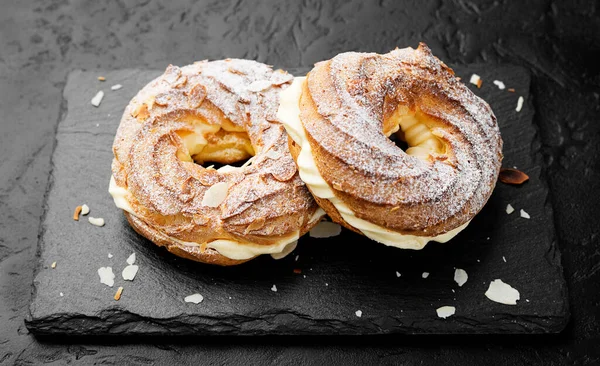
[26,65,568,336]
[1,0,599,364]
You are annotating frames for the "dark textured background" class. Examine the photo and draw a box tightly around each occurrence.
[0,0,598,364]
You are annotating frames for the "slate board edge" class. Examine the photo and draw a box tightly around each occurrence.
[25,65,569,336]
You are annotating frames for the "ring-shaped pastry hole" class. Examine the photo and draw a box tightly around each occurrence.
[385,105,447,162]
[174,115,255,170]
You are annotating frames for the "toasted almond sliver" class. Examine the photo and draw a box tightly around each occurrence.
[499,168,529,185]
[98,76,106,81]
[114,286,123,301]
[201,182,229,207]
[73,206,82,221]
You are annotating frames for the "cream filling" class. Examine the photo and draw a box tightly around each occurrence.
[277,77,469,250]
[109,176,324,260]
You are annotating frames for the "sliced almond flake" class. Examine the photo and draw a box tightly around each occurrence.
[126,253,136,265]
[309,221,342,238]
[436,306,456,319]
[516,96,524,112]
[503,256,507,263]
[264,149,282,160]
[469,74,481,86]
[295,255,299,262]
[51,261,57,269]
[111,84,123,91]
[122,264,139,281]
[81,204,90,215]
[520,209,530,219]
[493,80,506,90]
[88,217,105,227]
[355,310,362,318]
[247,80,273,92]
[271,240,297,260]
[98,267,114,287]
[108,253,113,258]
[184,293,204,304]
[91,91,104,107]
[506,204,515,214]
[114,286,123,301]
[60,292,64,297]
[422,272,430,279]
[485,279,520,305]
[396,271,401,277]
[201,182,229,207]
[271,284,277,292]
[454,268,468,287]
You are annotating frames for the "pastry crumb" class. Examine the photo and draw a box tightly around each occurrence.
[271,284,277,292]
[114,286,123,301]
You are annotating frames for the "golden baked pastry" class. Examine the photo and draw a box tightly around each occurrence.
[110,60,323,266]
[278,43,503,249]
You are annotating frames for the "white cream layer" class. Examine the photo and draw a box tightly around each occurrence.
[109,176,324,260]
[277,77,468,250]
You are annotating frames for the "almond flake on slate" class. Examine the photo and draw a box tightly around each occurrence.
[454,268,468,287]
[493,80,506,90]
[108,253,113,258]
[396,271,401,277]
[60,292,64,297]
[436,306,456,319]
[111,84,123,91]
[469,74,481,87]
[91,91,104,107]
[98,267,115,287]
[520,209,531,219]
[51,261,57,269]
[122,265,139,281]
[422,272,430,279]
[499,168,529,185]
[355,310,363,318]
[309,221,342,238]
[88,217,105,227]
[506,204,515,214]
[126,253,136,265]
[485,279,520,305]
[81,204,90,215]
[184,293,204,304]
[503,256,507,263]
[271,285,277,292]
[201,182,229,207]
[516,96,524,112]
[114,286,123,301]
[73,206,82,221]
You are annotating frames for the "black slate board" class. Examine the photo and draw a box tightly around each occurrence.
[26,65,568,336]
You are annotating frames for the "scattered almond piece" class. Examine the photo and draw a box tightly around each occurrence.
[111,84,123,91]
[108,253,113,258]
[91,91,104,107]
[60,292,64,297]
[293,269,302,274]
[126,253,136,265]
[454,268,468,287]
[80,204,90,215]
[493,80,506,90]
[184,293,204,304]
[436,306,456,319]
[88,217,105,227]
[309,221,342,238]
[508,88,515,92]
[98,267,115,287]
[476,78,483,88]
[506,204,515,214]
[355,310,363,318]
[271,284,277,292]
[122,264,139,281]
[485,279,520,305]
[98,76,106,81]
[114,286,123,301]
[499,168,529,185]
[422,272,430,279]
[520,209,531,219]
[201,182,229,207]
[73,206,82,221]
[516,96,524,112]
[469,74,481,87]
[503,256,507,263]
[51,261,57,269]
[396,271,401,277]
